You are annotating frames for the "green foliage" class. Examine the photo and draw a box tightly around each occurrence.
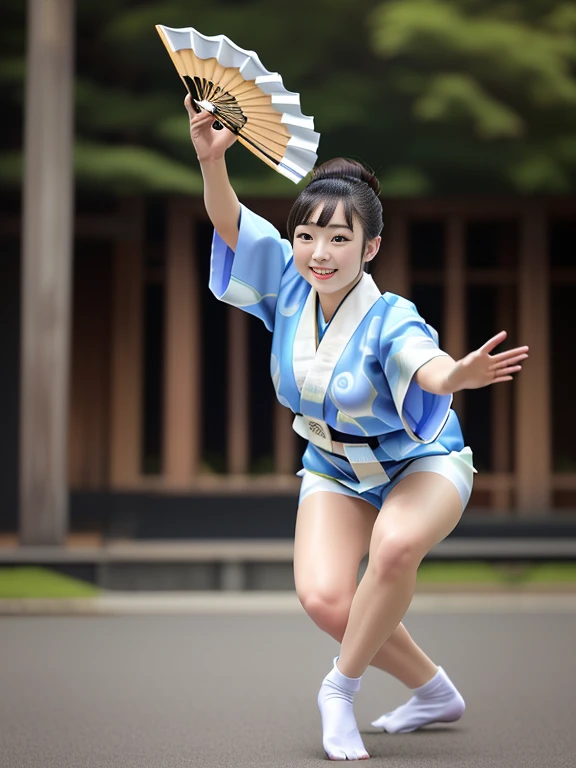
[371,0,576,108]
[417,561,509,584]
[0,144,206,194]
[507,152,571,193]
[379,166,432,196]
[0,567,100,598]
[0,56,25,84]
[0,151,22,184]
[1,0,576,194]
[369,0,576,192]
[75,141,204,194]
[413,74,525,139]
[76,80,176,134]
[417,561,576,585]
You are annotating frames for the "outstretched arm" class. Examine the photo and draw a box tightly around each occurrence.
[185,94,240,250]
[415,331,529,395]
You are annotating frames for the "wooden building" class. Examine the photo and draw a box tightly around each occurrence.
[2,193,576,539]
[1,0,575,545]
[56,196,576,516]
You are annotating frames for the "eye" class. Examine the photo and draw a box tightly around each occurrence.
[333,235,349,243]
[296,232,313,241]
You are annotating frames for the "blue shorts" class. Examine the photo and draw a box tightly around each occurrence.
[298,447,476,511]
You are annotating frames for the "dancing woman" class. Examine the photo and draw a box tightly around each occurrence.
[186,96,528,760]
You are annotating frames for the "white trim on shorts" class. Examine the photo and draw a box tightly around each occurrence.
[298,448,476,511]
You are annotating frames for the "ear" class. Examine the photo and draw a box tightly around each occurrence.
[363,236,381,263]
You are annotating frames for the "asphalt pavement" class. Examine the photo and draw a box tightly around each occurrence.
[1,599,575,767]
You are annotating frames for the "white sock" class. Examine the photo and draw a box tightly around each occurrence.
[371,666,465,734]
[318,657,370,761]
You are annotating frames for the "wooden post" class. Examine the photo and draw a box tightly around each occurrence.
[19,0,75,544]
[274,402,295,475]
[444,217,466,416]
[109,199,144,487]
[375,215,410,297]
[491,284,514,513]
[163,200,201,484]
[227,308,249,474]
[516,209,551,514]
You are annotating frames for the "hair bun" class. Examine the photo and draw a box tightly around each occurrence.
[311,158,380,196]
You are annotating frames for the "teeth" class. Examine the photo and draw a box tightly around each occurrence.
[312,268,336,274]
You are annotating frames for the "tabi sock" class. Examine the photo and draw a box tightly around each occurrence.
[371,666,465,734]
[318,657,370,761]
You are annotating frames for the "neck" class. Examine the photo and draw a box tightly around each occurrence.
[318,272,365,322]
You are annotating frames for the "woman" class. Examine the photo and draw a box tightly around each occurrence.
[186,96,528,760]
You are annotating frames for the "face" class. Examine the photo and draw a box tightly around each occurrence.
[293,201,380,305]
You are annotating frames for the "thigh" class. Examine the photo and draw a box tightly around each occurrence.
[370,470,464,563]
[294,488,378,600]
[397,449,475,511]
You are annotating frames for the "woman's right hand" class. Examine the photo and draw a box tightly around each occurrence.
[185,94,238,163]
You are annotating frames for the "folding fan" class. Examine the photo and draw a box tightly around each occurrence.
[156,25,320,183]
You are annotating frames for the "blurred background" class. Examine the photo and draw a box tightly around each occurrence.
[1,0,576,593]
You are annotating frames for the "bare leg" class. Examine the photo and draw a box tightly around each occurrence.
[370,623,438,689]
[314,473,464,758]
[337,472,464,679]
[294,491,437,689]
[297,480,465,758]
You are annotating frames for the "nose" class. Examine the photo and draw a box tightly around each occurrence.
[312,243,329,262]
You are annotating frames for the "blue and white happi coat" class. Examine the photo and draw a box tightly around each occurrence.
[210,205,470,495]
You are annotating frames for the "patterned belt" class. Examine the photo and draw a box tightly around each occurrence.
[293,414,390,491]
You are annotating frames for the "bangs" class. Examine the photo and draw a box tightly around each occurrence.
[287,183,356,241]
[306,197,355,230]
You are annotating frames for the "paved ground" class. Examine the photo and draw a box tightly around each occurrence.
[1,598,575,767]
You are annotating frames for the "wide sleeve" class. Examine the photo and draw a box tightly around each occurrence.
[380,298,452,443]
[209,204,293,332]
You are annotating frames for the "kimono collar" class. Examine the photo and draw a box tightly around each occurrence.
[293,273,382,419]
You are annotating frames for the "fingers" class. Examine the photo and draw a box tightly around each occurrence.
[480,330,507,353]
[494,364,523,377]
[184,94,201,117]
[490,346,529,363]
[184,95,212,123]
[189,111,216,142]
[489,352,529,370]
[492,376,514,384]
[190,109,213,127]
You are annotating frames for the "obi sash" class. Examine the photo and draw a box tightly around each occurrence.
[291,274,390,492]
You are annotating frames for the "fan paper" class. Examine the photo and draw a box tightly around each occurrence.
[156,25,320,183]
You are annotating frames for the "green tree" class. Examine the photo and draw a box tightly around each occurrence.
[369,0,576,193]
[1,0,576,195]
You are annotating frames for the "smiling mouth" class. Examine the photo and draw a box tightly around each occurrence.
[310,267,337,275]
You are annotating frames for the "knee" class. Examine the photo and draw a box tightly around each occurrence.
[370,534,421,582]
[298,589,352,640]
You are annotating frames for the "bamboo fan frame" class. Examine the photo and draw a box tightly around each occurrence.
[156,25,320,183]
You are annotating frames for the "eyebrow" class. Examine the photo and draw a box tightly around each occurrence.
[300,222,353,231]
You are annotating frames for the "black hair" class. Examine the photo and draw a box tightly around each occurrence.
[286,158,383,255]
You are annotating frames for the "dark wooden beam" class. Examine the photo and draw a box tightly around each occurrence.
[516,208,551,513]
[444,216,466,416]
[227,308,250,474]
[375,214,409,298]
[164,200,202,484]
[109,199,144,488]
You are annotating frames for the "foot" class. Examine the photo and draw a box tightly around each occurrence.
[318,659,370,760]
[371,666,465,734]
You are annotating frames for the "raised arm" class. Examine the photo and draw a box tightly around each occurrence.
[185,94,240,250]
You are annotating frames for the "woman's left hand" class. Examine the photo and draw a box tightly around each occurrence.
[446,331,529,392]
